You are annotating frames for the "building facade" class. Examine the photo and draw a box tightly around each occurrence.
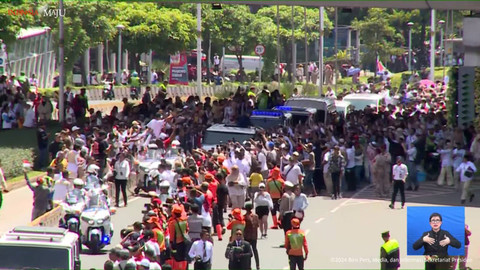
[6,27,56,89]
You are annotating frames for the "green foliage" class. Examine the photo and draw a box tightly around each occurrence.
[474,68,480,129]
[0,148,33,179]
[115,3,196,59]
[352,9,397,70]
[302,84,319,96]
[0,2,35,46]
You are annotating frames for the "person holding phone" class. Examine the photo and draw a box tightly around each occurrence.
[456,153,477,204]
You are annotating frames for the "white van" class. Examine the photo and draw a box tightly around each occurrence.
[334,100,354,118]
[0,226,81,270]
[342,93,385,112]
[220,55,264,72]
[202,124,257,151]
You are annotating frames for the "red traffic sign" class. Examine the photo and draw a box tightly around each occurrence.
[255,44,266,56]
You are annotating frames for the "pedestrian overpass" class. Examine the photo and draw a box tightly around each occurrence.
[197,1,479,10]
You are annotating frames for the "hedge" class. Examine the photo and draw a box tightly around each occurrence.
[0,147,34,180]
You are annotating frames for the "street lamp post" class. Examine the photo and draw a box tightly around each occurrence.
[438,19,445,79]
[58,0,65,122]
[116,24,125,84]
[429,9,436,81]
[407,22,414,72]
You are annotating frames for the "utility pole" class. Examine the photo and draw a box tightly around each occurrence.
[58,0,65,123]
[318,7,324,96]
[196,4,202,95]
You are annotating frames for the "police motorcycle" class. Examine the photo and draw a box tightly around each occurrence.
[79,186,115,253]
[135,169,161,195]
[102,79,115,100]
[59,178,87,235]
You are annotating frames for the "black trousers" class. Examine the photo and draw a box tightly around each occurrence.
[246,239,259,269]
[282,212,294,235]
[391,180,405,206]
[115,179,128,206]
[345,168,356,191]
[194,260,211,270]
[425,261,451,270]
[289,255,304,270]
[331,172,341,198]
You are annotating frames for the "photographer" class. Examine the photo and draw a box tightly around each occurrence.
[188,230,213,270]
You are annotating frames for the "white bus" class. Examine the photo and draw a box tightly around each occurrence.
[220,55,264,73]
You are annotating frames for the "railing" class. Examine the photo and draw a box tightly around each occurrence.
[70,85,240,101]
[28,205,63,227]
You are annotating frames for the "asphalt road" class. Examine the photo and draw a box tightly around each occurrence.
[2,181,480,270]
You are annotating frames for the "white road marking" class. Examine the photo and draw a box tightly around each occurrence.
[330,185,371,213]
[315,217,325,224]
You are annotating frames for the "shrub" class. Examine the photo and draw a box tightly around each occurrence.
[0,147,34,180]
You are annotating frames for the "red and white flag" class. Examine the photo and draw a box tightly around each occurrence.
[22,159,31,168]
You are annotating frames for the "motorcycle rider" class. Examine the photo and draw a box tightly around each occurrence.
[66,178,87,204]
[130,72,140,97]
[86,164,102,190]
[158,180,171,203]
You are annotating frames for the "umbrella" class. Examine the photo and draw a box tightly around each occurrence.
[347,68,361,76]
[419,79,435,88]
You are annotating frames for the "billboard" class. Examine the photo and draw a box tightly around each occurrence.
[169,52,188,85]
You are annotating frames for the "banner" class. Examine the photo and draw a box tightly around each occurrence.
[169,52,188,85]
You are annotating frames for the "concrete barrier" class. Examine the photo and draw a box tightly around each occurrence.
[29,205,63,227]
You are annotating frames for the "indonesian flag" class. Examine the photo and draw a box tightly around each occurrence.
[22,159,32,168]
[376,57,389,75]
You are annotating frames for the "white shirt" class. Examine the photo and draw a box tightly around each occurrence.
[438,149,453,167]
[149,262,162,270]
[254,192,273,209]
[456,161,477,182]
[188,239,213,263]
[23,107,36,128]
[114,159,130,180]
[147,119,166,139]
[346,148,356,169]
[161,170,176,191]
[53,179,71,202]
[323,151,331,172]
[292,193,309,211]
[407,147,417,162]
[226,173,247,196]
[453,149,466,169]
[258,151,268,172]
[145,240,161,257]
[282,164,303,185]
[392,163,408,181]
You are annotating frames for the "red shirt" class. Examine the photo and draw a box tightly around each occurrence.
[208,181,218,202]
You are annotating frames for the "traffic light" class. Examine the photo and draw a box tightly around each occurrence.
[212,3,222,10]
[457,67,475,127]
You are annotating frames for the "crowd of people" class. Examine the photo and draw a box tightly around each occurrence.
[2,64,478,270]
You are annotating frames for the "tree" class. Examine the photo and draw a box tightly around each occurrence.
[114,2,196,72]
[0,2,35,46]
[257,6,332,82]
[352,8,398,73]
[40,1,117,78]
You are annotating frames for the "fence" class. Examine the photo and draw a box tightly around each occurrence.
[28,205,63,227]
[71,85,240,102]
